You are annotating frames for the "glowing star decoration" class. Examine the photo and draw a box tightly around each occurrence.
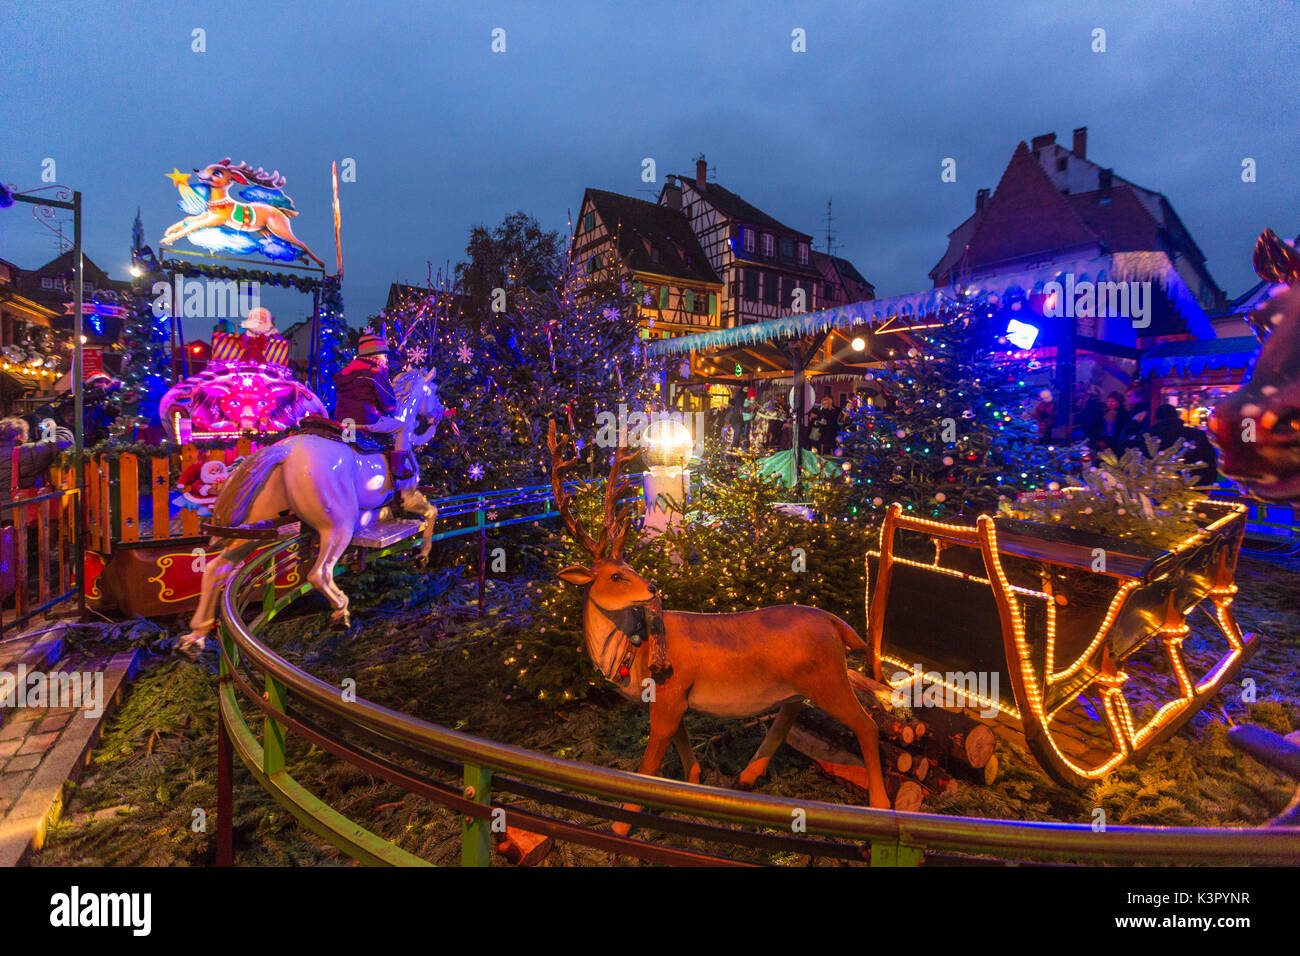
[456,343,474,364]
[468,463,485,481]
[161,158,325,266]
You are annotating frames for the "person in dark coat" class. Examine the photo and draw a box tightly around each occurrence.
[0,417,72,511]
[1091,391,1130,453]
[334,331,397,428]
[1147,403,1220,486]
[331,331,413,479]
[808,396,841,455]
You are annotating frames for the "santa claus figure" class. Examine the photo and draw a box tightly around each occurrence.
[173,459,236,515]
[239,307,278,364]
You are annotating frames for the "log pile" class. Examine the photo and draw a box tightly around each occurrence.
[786,669,999,806]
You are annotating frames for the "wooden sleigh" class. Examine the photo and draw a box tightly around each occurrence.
[865,500,1259,789]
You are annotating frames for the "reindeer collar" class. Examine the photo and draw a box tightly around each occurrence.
[588,598,670,688]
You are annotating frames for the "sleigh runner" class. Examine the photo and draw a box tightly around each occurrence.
[864,500,1259,789]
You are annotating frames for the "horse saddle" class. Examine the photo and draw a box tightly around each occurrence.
[295,415,416,481]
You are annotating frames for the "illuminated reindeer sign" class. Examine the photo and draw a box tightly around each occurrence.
[547,421,891,823]
[162,158,325,267]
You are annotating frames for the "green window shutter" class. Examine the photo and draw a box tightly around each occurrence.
[708,293,718,315]
[583,212,595,233]
[659,287,669,309]
[684,290,694,312]
[632,281,642,294]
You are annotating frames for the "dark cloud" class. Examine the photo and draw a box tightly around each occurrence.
[2,0,1296,337]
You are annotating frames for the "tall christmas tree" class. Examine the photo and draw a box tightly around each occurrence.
[109,250,173,442]
[406,217,657,496]
[840,298,1064,521]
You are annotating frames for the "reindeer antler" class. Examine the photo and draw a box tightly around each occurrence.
[547,420,640,560]
[548,420,601,558]
[598,446,641,560]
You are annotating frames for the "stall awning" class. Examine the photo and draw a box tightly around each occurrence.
[1139,337,1259,378]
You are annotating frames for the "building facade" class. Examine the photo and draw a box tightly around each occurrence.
[571,188,724,341]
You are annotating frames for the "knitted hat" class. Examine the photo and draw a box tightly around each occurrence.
[358,331,388,357]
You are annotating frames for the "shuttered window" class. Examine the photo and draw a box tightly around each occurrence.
[583,212,595,233]
[684,289,695,313]
[659,286,669,309]
[708,293,718,315]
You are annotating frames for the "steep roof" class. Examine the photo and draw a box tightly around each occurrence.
[1066,185,1162,252]
[812,250,875,299]
[677,177,811,239]
[961,141,1100,270]
[585,189,721,286]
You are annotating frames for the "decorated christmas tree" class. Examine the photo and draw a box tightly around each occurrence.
[839,299,1065,521]
[108,254,173,442]
[400,218,657,496]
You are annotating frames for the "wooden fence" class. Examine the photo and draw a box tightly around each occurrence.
[0,452,80,635]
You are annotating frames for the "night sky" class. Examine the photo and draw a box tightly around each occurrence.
[3,0,1297,337]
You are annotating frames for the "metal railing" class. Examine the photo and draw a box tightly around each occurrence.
[214,487,1300,867]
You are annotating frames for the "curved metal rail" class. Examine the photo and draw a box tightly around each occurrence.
[214,497,1300,867]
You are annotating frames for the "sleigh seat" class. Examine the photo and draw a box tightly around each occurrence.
[865,501,1259,789]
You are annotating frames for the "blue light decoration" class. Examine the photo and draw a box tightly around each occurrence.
[1005,318,1040,350]
[315,275,346,414]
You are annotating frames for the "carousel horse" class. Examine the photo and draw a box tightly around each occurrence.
[1210,230,1300,500]
[177,367,444,652]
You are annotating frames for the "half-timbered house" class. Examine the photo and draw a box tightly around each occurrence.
[659,159,872,328]
[571,188,724,341]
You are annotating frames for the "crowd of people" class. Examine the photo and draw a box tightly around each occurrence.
[712,386,865,457]
[1073,384,1219,485]
[705,379,1221,488]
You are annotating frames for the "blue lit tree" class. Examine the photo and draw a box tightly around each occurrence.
[840,299,1064,520]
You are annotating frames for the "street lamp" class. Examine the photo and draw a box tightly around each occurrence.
[641,417,693,533]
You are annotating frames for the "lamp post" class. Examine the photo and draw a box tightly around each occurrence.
[641,417,693,534]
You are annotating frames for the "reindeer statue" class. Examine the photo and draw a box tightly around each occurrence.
[547,421,892,826]
[1210,229,1300,500]
[162,158,325,267]
[177,367,444,653]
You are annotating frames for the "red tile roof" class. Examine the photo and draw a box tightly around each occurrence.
[961,141,1100,270]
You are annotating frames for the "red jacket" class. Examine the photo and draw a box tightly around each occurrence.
[333,358,396,426]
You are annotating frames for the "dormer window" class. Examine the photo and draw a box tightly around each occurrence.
[761,233,774,258]
[649,247,660,263]
[780,237,794,262]
[742,228,755,253]
[797,242,809,265]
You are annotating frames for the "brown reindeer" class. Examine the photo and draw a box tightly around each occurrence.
[162,158,325,267]
[547,421,890,830]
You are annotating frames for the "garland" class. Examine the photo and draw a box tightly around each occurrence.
[159,259,329,294]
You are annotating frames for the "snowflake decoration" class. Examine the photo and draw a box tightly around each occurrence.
[406,345,427,365]
[468,462,485,481]
[602,305,622,322]
[456,343,474,364]
[486,510,498,521]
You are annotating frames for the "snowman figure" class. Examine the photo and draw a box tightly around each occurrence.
[239,307,278,364]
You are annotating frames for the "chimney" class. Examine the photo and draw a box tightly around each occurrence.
[663,175,682,211]
[1072,126,1087,160]
[975,187,990,214]
[1030,132,1056,153]
[695,157,707,189]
